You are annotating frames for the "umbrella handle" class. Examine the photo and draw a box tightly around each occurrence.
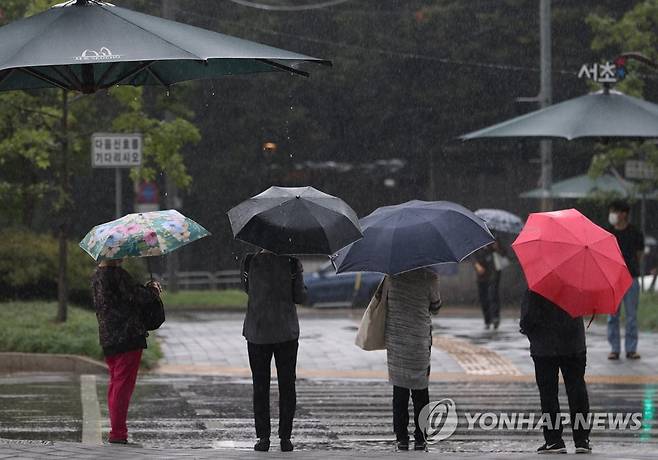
[586,313,596,329]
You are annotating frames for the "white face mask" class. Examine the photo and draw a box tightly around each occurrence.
[608,212,619,226]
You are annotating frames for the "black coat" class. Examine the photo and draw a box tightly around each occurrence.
[241,252,307,344]
[92,266,161,356]
[519,290,586,357]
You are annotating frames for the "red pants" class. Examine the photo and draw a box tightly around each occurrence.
[105,349,142,441]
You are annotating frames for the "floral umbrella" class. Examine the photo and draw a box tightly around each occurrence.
[79,210,210,262]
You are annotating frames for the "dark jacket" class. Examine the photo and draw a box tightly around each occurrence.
[92,266,161,357]
[519,290,586,357]
[241,252,307,345]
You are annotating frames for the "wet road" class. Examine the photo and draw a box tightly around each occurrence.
[1,373,657,455]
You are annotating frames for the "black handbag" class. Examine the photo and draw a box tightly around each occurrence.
[141,295,165,331]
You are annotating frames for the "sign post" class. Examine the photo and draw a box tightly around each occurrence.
[91,133,143,218]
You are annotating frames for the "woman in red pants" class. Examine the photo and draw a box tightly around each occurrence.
[92,259,162,444]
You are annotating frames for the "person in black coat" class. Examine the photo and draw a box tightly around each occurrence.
[520,290,591,454]
[241,250,307,453]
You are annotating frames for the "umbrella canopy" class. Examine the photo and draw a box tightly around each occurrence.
[512,208,632,318]
[0,0,330,93]
[334,200,494,275]
[79,209,210,261]
[227,186,362,256]
[475,208,524,234]
[519,174,641,200]
[461,89,658,140]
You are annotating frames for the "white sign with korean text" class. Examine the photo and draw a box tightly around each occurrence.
[625,160,656,180]
[91,133,142,168]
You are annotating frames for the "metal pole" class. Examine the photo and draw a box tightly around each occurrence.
[163,0,179,292]
[539,0,553,212]
[115,168,122,219]
[56,89,70,323]
[641,193,647,290]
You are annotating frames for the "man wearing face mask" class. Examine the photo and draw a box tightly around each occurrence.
[607,200,644,360]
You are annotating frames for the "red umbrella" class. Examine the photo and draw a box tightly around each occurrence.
[512,208,632,318]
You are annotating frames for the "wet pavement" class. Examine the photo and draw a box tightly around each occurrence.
[1,310,658,457]
[157,311,658,382]
[1,373,657,455]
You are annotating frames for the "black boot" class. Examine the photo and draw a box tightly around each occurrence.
[254,438,270,452]
[280,439,294,452]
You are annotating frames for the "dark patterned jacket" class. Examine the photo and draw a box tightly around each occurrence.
[92,266,161,357]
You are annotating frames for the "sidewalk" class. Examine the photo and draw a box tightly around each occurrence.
[156,311,658,383]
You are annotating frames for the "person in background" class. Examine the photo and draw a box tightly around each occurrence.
[607,200,644,360]
[385,268,441,451]
[241,250,307,453]
[473,239,507,330]
[92,258,162,445]
[520,290,591,454]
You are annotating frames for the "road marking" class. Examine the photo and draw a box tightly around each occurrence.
[80,374,102,445]
[433,336,523,376]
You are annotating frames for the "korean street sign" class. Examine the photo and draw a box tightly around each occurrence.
[625,160,656,180]
[577,59,627,84]
[91,133,142,168]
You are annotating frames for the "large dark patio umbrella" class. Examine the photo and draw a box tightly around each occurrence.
[228,186,363,256]
[461,89,658,140]
[0,0,330,322]
[0,0,330,93]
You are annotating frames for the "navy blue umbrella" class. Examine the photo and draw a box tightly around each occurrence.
[333,200,494,275]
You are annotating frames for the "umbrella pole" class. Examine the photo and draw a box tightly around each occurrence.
[147,258,153,281]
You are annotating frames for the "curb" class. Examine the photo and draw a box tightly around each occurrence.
[0,352,108,374]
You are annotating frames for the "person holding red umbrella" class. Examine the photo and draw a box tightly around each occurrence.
[514,209,632,454]
[520,290,590,454]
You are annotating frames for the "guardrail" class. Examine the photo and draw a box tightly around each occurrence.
[155,270,242,290]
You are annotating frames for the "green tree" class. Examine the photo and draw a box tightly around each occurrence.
[0,3,201,322]
[587,1,658,198]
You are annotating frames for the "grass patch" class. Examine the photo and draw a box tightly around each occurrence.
[0,302,162,369]
[595,293,658,332]
[161,289,247,310]
[639,292,658,332]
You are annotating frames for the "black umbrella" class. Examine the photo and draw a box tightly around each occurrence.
[460,88,658,140]
[0,0,330,93]
[333,200,494,275]
[227,186,363,256]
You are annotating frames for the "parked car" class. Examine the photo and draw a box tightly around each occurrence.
[303,262,383,308]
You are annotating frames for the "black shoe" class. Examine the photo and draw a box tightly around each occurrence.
[280,439,294,452]
[484,323,491,330]
[414,440,428,451]
[626,352,641,360]
[396,441,409,451]
[537,440,567,454]
[254,438,270,452]
[493,319,500,330]
[608,352,620,360]
[574,440,592,454]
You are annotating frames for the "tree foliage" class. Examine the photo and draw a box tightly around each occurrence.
[587,0,658,196]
